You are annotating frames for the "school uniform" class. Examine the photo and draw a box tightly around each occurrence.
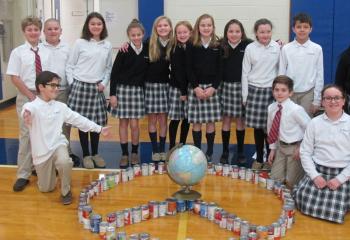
[186,42,222,123]
[220,39,252,118]
[168,44,189,120]
[110,43,148,119]
[242,40,280,129]
[293,112,350,223]
[66,38,112,126]
[144,39,170,114]
[42,40,73,152]
[6,41,51,180]
[267,98,310,186]
[279,39,324,115]
[21,97,102,196]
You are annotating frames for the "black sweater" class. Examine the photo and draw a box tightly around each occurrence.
[221,39,253,83]
[170,44,188,95]
[186,43,221,89]
[145,40,170,83]
[335,46,350,94]
[109,45,148,96]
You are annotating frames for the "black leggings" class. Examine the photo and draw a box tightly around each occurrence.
[78,130,100,157]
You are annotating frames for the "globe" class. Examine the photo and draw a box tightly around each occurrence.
[167,145,207,199]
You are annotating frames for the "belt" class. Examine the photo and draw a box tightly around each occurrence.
[279,140,300,146]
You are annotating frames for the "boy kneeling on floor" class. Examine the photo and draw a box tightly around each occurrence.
[22,71,110,204]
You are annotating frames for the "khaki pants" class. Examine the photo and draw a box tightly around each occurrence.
[56,89,73,155]
[270,142,305,187]
[291,88,314,117]
[16,92,33,179]
[34,145,73,196]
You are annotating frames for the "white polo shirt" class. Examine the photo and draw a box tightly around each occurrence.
[300,112,350,184]
[242,40,280,103]
[66,38,112,86]
[279,39,324,105]
[42,40,71,89]
[6,41,51,90]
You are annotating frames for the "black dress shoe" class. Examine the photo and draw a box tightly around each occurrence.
[13,178,29,192]
[70,154,81,167]
[220,152,229,164]
[31,170,37,176]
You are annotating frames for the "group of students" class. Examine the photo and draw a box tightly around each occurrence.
[6,11,350,223]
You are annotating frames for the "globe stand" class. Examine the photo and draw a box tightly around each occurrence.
[172,186,201,200]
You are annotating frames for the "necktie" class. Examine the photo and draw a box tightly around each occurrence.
[31,48,42,76]
[268,104,282,144]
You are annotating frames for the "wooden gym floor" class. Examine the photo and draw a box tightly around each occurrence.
[0,104,349,239]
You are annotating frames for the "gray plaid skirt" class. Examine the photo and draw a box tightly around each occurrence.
[67,79,107,126]
[145,82,169,114]
[168,86,188,120]
[219,81,245,118]
[110,85,145,119]
[188,83,222,123]
[245,85,273,129]
[293,164,350,223]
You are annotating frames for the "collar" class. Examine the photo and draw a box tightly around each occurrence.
[228,40,241,49]
[159,38,169,47]
[201,38,212,49]
[36,96,56,105]
[42,39,63,48]
[279,98,291,108]
[90,38,105,44]
[130,42,143,55]
[256,40,275,49]
[25,41,39,49]
[322,111,348,123]
[294,39,311,48]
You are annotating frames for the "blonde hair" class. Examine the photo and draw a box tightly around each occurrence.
[149,16,173,62]
[192,14,219,47]
[21,16,42,31]
[173,20,193,49]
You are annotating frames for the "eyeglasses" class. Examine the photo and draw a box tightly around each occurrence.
[45,83,61,89]
[322,96,344,102]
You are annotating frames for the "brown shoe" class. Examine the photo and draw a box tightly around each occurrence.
[262,162,272,171]
[251,161,263,170]
[120,155,129,168]
[130,153,139,165]
[92,155,106,168]
[159,152,167,161]
[152,153,161,162]
[83,156,94,169]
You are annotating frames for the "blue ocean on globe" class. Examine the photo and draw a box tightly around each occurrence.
[167,145,207,186]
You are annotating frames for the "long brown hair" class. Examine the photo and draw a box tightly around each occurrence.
[192,14,219,47]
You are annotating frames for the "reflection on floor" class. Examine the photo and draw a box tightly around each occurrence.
[0,138,258,168]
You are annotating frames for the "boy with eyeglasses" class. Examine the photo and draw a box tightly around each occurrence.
[21,71,110,204]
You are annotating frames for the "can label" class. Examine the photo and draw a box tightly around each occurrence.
[158,163,164,174]
[141,163,149,176]
[149,201,159,218]
[215,163,223,176]
[231,166,239,179]
[121,170,128,183]
[200,202,208,218]
[167,199,177,215]
[90,214,102,233]
[159,201,167,216]
[233,217,241,234]
[223,164,230,176]
[116,211,124,228]
[214,208,222,224]
[207,203,216,221]
[193,200,202,214]
[99,222,108,239]
[132,207,142,223]
[148,163,155,175]
[141,205,150,220]
[177,200,186,213]
[124,208,132,225]
[266,178,275,190]
[219,213,227,229]
[245,169,253,182]
[106,212,116,227]
[133,164,141,176]
[239,167,246,179]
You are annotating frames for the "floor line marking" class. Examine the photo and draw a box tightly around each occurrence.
[177,211,189,240]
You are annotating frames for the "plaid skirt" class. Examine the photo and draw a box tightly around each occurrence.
[145,82,169,114]
[188,83,222,123]
[293,164,350,223]
[219,81,244,118]
[168,86,188,120]
[110,85,145,119]
[67,79,107,126]
[245,85,273,129]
